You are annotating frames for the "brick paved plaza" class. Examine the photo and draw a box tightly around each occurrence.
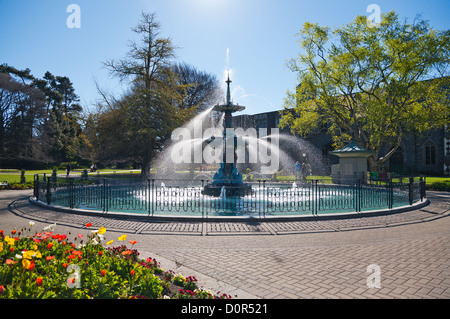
[1,189,449,299]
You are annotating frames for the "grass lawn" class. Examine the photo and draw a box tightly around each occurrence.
[0,169,142,184]
[1,168,449,186]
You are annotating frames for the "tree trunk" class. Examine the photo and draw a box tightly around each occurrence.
[141,147,152,179]
[368,156,380,172]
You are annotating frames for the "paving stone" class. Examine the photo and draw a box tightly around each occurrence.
[1,189,449,299]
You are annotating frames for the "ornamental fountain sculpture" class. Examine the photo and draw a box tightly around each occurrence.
[202,76,253,197]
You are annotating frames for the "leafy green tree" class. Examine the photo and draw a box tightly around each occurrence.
[0,65,47,166]
[101,12,221,177]
[34,72,86,163]
[280,12,450,170]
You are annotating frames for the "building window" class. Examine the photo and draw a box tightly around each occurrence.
[425,142,436,165]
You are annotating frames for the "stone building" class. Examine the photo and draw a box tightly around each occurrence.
[233,111,449,176]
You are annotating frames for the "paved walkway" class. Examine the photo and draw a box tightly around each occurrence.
[1,189,449,299]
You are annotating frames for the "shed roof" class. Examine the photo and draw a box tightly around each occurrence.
[330,141,376,158]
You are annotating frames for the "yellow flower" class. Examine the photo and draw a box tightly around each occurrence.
[0,242,3,253]
[98,227,106,235]
[106,240,113,245]
[22,259,31,269]
[35,251,42,258]
[23,250,35,260]
[4,236,15,246]
[118,235,127,241]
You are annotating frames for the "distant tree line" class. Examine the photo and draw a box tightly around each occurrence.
[0,64,87,169]
[1,12,221,174]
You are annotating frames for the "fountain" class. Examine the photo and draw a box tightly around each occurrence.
[32,59,426,219]
[202,75,253,197]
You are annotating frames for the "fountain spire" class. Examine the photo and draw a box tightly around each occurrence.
[226,74,232,105]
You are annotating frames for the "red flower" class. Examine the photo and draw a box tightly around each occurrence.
[62,263,68,268]
[47,243,53,250]
[130,269,135,276]
[0,285,4,294]
[36,277,43,286]
[100,270,106,277]
[98,251,103,257]
[85,223,93,228]
[11,230,16,235]
[46,256,54,261]
[35,233,42,238]
[77,233,83,239]
[28,260,36,271]
[0,230,4,237]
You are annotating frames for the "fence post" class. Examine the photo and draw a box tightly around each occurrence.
[408,177,414,205]
[311,180,317,216]
[263,180,266,218]
[356,179,361,213]
[34,175,39,201]
[419,176,426,201]
[386,178,391,209]
[151,179,155,217]
[147,179,151,216]
[201,180,205,219]
[68,178,74,209]
[389,178,394,209]
[46,177,51,205]
[102,179,107,213]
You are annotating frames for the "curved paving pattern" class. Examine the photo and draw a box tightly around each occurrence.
[1,189,449,299]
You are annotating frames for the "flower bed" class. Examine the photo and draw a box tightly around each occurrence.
[0,222,231,299]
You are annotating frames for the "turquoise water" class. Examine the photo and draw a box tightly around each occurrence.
[46,183,411,217]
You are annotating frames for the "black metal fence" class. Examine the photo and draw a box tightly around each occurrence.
[33,174,426,218]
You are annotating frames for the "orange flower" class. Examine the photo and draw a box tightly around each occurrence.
[46,256,54,261]
[36,277,43,286]
[121,250,132,256]
[35,233,42,238]
[129,240,137,245]
[100,270,106,277]
[11,229,16,235]
[130,269,135,276]
[5,259,17,265]
[47,243,53,250]
[62,263,68,268]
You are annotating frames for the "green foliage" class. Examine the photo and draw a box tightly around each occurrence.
[281,11,450,170]
[427,180,450,192]
[0,224,229,299]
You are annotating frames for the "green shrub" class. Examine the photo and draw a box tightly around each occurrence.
[427,180,450,192]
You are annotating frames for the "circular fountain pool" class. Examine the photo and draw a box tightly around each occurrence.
[33,177,425,220]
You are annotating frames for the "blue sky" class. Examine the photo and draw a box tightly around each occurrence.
[0,0,449,115]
